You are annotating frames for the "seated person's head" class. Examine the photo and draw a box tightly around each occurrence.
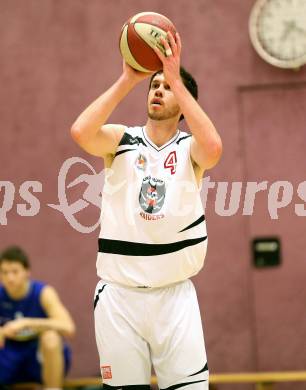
[0,246,30,296]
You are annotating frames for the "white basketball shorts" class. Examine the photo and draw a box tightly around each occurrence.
[94,279,209,390]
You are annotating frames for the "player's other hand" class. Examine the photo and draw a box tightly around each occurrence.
[2,318,29,338]
[122,61,153,85]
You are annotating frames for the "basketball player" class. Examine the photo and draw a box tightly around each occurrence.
[71,32,222,390]
[0,246,75,389]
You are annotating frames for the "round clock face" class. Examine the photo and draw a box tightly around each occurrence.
[249,0,306,68]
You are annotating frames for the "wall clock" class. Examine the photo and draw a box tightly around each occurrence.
[249,0,306,69]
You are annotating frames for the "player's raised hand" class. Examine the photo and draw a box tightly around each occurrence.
[153,31,181,85]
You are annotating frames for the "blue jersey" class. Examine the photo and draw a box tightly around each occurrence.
[0,280,47,343]
[0,280,72,383]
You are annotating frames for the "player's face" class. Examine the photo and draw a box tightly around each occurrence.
[147,73,181,121]
[0,261,30,295]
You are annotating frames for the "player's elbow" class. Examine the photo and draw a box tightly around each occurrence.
[212,138,223,161]
[63,320,76,339]
[203,138,223,169]
[70,124,84,145]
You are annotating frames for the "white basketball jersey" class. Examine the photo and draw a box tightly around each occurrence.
[96,126,207,287]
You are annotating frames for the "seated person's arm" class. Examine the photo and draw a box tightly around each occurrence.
[1,286,76,340]
[30,285,76,338]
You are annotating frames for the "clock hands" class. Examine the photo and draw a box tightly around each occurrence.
[281,20,306,41]
[293,24,306,36]
[281,21,294,41]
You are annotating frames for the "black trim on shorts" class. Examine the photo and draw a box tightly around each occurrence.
[188,362,208,376]
[178,215,205,233]
[160,379,207,390]
[103,384,150,390]
[98,236,207,256]
[94,284,107,310]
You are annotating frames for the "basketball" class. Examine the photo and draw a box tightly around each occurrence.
[119,12,177,73]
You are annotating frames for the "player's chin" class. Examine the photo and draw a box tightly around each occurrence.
[148,110,164,121]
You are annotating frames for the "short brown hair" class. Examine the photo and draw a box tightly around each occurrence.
[0,246,30,269]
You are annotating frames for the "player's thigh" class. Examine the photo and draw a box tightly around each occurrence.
[19,339,71,383]
[11,340,42,383]
[94,281,151,387]
[0,346,21,384]
[38,330,71,373]
[151,280,209,390]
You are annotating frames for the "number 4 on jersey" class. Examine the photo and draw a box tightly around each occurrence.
[164,151,177,174]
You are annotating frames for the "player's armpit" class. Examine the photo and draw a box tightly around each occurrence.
[190,135,222,171]
[191,156,205,185]
[72,124,125,158]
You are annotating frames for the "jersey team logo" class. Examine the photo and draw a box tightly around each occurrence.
[139,176,165,214]
[135,153,147,170]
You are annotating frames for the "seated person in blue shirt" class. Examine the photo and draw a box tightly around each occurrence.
[0,246,75,389]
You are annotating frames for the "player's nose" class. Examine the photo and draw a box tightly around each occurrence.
[155,89,163,97]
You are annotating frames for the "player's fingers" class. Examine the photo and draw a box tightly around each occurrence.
[160,36,173,57]
[152,44,164,61]
[176,32,182,54]
[167,31,177,55]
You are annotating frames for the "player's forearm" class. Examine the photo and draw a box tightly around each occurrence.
[71,75,137,142]
[171,79,222,157]
[25,318,75,338]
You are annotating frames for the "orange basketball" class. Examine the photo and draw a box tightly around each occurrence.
[119,12,177,72]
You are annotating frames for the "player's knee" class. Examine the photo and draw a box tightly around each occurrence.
[40,329,62,353]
